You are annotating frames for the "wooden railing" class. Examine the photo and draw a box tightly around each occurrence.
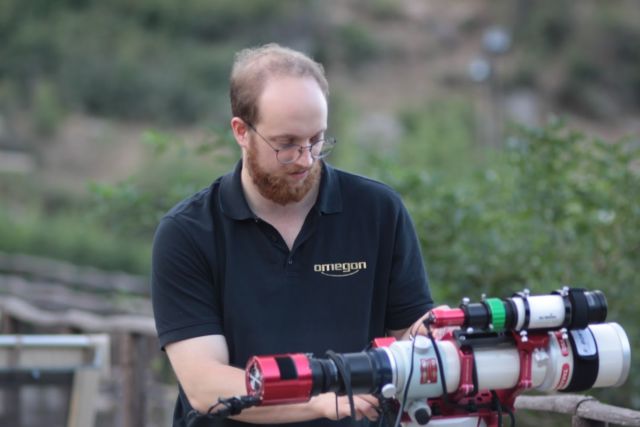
[0,252,151,316]
[0,252,172,427]
[0,333,111,427]
[516,394,640,426]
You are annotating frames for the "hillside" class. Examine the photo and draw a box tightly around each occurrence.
[1,0,638,189]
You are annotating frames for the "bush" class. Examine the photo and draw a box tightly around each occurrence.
[381,119,640,407]
[0,205,151,274]
[88,126,238,239]
[334,24,381,68]
[342,116,639,411]
[0,124,237,274]
[32,79,65,135]
[0,0,315,124]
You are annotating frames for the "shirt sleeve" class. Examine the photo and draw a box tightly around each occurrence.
[151,216,224,349]
[385,202,433,331]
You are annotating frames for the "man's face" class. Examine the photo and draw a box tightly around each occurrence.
[245,140,322,205]
[244,76,328,205]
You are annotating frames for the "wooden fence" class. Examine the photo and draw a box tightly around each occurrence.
[1,252,639,426]
[0,333,111,427]
[0,252,173,427]
[516,395,640,426]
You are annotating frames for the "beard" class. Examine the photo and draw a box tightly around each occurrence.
[245,142,322,205]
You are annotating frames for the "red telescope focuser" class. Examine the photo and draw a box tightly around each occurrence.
[247,344,395,405]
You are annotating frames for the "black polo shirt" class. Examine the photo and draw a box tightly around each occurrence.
[152,161,433,427]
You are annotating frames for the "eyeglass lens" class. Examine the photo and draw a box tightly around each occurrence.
[277,140,334,164]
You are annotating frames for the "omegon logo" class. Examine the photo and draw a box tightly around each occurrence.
[313,261,367,277]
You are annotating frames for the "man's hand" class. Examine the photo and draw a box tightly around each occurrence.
[401,305,456,341]
[310,393,380,422]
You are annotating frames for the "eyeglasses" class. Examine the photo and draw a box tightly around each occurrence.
[245,122,336,165]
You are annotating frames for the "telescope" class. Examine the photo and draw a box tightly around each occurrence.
[242,288,630,427]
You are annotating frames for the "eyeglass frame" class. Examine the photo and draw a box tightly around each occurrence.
[244,121,336,165]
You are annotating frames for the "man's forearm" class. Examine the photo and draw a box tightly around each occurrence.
[230,393,379,424]
[228,396,326,424]
[167,336,376,423]
[180,363,329,423]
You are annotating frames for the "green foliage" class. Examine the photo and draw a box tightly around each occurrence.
[507,121,639,288]
[397,100,478,183]
[0,204,150,274]
[330,105,640,407]
[334,24,381,68]
[513,1,574,55]
[360,0,405,21]
[331,99,477,184]
[50,15,234,123]
[0,0,314,123]
[508,2,640,116]
[379,119,640,407]
[337,112,639,408]
[0,125,238,274]
[32,79,65,135]
[108,0,301,41]
[88,126,238,238]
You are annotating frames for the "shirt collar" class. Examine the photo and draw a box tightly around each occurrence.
[219,160,343,220]
[219,161,254,220]
[316,161,342,215]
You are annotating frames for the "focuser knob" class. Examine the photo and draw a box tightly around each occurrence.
[381,383,396,398]
[408,401,432,425]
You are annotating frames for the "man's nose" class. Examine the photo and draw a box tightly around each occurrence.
[294,145,314,167]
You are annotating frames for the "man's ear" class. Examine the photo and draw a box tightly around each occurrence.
[230,117,249,148]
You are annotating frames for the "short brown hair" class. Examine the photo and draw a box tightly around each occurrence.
[230,43,329,125]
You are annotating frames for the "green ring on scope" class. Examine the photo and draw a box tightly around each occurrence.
[486,298,506,331]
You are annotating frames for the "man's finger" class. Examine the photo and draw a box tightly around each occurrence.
[353,396,380,421]
[356,394,380,406]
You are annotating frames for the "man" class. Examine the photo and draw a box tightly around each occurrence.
[152,43,433,426]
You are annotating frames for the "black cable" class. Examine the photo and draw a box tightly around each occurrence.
[423,318,450,402]
[427,323,491,416]
[185,395,261,425]
[206,401,223,414]
[422,319,520,427]
[491,390,503,427]
[361,342,396,426]
[506,406,516,427]
[326,350,357,420]
[394,326,419,427]
[427,325,484,416]
[428,329,449,398]
[376,405,383,427]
